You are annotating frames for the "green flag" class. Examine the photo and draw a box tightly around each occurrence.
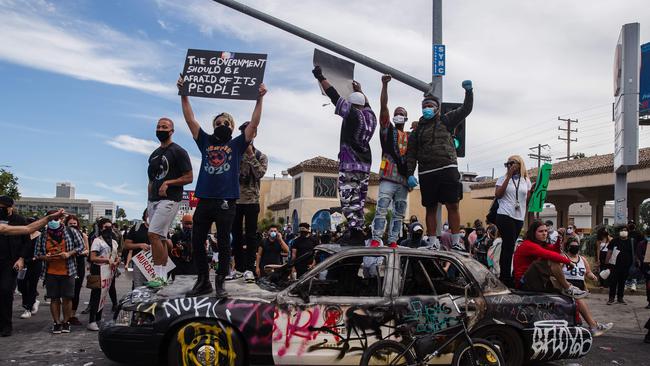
[528,163,553,212]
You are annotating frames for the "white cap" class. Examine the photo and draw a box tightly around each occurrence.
[347,92,365,106]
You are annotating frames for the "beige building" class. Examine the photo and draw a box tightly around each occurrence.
[262,156,493,232]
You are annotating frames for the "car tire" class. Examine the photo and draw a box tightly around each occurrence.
[472,326,523,366]
[167,320,245,366]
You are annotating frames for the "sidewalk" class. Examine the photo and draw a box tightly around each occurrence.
[585,293,649,339]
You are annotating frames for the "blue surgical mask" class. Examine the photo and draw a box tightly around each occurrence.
[422,107,435,120]
[47,220,61,230]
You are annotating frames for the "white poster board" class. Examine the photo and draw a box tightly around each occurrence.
[98,265,113,311]
[133,250,176,282]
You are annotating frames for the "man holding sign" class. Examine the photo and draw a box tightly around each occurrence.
[177,64,267,297]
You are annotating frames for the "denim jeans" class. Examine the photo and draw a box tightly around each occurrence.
[372,180,408,244]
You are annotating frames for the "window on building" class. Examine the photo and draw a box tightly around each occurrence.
[604,218,609,225]
[294,177,302,198]
[105,209,113,216]
[313,176,337,198]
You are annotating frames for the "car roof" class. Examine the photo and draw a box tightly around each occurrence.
[314,244,471,261]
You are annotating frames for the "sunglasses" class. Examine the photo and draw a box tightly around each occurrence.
[504,161,517,167]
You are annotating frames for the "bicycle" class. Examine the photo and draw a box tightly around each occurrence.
[360,288,504,366]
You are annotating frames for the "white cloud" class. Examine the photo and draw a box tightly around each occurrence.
[0,0,173,94]
[157,0,650,176]
[94,182,141,196]
[106,135,160,155]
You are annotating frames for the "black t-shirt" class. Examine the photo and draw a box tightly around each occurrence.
[0,213,30,262]
[259,239,283,268]
[147,142,192,202]
[125,224,149,257]
[608,238,634,268]
[292,235,318,273]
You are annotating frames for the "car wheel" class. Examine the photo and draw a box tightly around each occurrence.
[167,320,245,366]
[472,326,523,366]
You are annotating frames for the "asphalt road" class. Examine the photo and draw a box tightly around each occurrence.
[3,273,649,366]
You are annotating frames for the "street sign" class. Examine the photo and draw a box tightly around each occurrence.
[433,44,445,76]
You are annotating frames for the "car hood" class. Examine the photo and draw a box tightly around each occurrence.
[121,275,281,309]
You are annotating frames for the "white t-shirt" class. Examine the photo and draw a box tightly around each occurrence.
[91,237,118,261]
[496,174,531,221]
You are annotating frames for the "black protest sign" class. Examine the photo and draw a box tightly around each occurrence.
[179,49,267,100]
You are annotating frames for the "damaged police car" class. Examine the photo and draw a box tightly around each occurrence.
[99,246,592,366]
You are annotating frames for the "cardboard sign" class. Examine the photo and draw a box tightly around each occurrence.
[528,163,553,212]
[98,265,114,312]
[133,250,176,282]
[313,48,355,98]
[179,49,267,100]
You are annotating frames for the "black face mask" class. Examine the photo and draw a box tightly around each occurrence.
[413,233,423,241]
[101,228,113,239]
[156,130,171,142]
[568,246,580,255]
[0,207,8,221]
[212,125,232,143]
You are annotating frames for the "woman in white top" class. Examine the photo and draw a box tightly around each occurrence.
[494,155,535,287]
[87,218,119,331]
[594,227,611,288]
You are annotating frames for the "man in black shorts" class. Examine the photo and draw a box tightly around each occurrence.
[406,81,474,251]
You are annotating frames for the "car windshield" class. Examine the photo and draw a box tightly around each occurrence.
[460,256,508,294]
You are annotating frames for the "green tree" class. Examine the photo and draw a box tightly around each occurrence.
[258,211,276,232]
[115,207,129,227]
[0,168,20,200]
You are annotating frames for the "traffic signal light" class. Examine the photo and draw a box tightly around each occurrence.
[442,102,466,157]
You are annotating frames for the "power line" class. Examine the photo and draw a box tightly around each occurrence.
[557,117,578,160]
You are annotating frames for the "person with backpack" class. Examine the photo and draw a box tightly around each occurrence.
[405,80,473,251]
[494,155,534,287]
[232,122,268,283]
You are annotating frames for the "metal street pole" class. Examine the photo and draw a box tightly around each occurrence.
[432,0,444,236]
[212,0,432,94]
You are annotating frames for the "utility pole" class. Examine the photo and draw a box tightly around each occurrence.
[557,117,578,160]
[528,144,551,219]
[528,144,552,170]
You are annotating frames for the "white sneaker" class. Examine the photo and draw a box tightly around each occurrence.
[425,236,440,250]
[563,285,588,299]
[590,322,613,337]
[31,300,40,314]
[243,270,255,283]
[20,310,32,319]
[630,283,637,292]
[87,322,99,331]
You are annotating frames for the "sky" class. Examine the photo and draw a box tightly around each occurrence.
[1,0,649,218]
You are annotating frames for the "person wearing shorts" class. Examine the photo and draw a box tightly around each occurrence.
[406,80,473,251]
[34,211,84,334]
[146,117,193,288]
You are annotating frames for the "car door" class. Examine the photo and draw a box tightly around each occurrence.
[392,253,478,335]
[273,249,394,365]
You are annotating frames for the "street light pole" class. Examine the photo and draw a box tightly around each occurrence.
[212,0,431,94]
[432,0,444,236]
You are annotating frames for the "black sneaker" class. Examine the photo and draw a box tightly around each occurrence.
[617,299,628,305]
[61,322,71,333]
[52,323,62,334]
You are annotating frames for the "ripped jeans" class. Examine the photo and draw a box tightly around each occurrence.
[372,180,408,244]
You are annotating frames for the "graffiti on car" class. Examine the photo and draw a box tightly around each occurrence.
[529,320,592,361]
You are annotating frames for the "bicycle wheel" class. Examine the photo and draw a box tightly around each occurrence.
[360,340,417,366]
[451,338,504,366]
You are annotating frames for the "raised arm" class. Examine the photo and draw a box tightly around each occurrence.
[312,66,339,105]
[444,80,474,130]
[379,75,391,128]
[0,209,64,236]
[245,83,267,142]
[177,75,201,140]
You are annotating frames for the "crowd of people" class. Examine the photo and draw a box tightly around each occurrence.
[1,66,649,344]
